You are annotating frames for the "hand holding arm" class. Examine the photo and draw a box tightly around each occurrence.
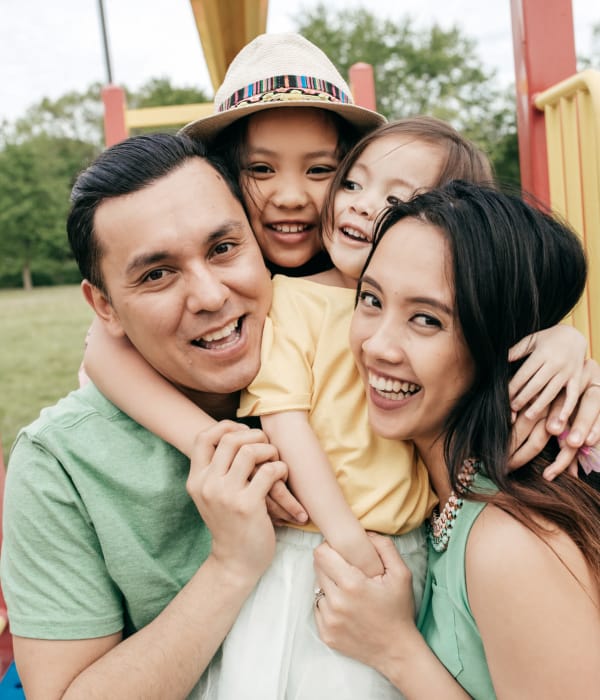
[313,535,471,699]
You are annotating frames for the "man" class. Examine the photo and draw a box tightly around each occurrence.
[0,134,301,698]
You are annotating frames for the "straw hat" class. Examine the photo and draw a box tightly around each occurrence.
[181,32,385,140]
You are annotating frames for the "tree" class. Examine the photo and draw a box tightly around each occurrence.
[0,77,210,289]
[294,4,520,185]
[0,135,97,289]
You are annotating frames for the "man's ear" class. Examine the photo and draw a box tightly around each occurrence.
[81,280,126,338]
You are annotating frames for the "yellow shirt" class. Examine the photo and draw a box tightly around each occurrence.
[238,276,436,534]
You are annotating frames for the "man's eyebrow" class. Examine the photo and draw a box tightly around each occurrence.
[125,219,246,276]
[359,275,453,315]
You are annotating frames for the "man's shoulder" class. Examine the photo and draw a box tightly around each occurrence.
[13,382,169,463]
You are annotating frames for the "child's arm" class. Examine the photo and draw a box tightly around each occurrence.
[84,315,215,457]
[508,324,587,426]
[261,410,384,578]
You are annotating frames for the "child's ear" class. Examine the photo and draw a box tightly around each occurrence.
[81,279,126,338]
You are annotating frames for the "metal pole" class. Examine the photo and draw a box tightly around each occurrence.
[97,0,114,83]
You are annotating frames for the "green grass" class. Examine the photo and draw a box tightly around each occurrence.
[0,285,94,465]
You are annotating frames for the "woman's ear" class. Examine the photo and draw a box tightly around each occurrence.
[81,279,126,338]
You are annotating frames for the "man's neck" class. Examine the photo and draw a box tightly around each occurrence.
[181,388,241,421]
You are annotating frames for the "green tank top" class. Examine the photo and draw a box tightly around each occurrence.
[417,474,497,699]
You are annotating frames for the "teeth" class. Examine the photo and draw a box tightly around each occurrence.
[342,226,370,242]
[199,320,238,343]
[271,223,310,233]
[368,372,420,399]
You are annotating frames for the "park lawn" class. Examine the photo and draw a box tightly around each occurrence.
[0,285,94,465]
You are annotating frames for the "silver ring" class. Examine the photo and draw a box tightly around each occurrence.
[314,586,325,608]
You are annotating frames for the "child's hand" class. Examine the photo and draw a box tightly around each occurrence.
[541,358,600,479]
[508,325,587,425]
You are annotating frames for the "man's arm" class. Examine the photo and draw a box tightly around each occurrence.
[13,423,285,700]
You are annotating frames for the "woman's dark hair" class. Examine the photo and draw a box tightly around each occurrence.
[322,116,495,241]
[67,133,241,294]
[360,180,600,580]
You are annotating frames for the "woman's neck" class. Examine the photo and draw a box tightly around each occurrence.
[415,438,454,506]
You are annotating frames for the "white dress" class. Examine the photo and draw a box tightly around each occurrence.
[197,525,427,700]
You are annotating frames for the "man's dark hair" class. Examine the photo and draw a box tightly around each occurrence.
[67,133,242,293]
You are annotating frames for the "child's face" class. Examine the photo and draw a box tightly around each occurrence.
[325,134,446,281]
[240,108,340,270]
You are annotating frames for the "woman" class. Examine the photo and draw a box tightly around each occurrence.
[313,181,600,698]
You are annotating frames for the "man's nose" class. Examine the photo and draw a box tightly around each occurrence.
[186,267,230,313]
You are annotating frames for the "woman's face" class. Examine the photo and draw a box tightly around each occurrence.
[324,134,446,282]
[350,217,474,458]
[240,108,340,270]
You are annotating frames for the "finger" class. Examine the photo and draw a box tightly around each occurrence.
[313,541,362,589]
[267,479,308,524]
[508,417,549,470]
[508,332,537,363]
[189,420,249,464]
[226,443,281,487]
[207,428,272,477]
[557,376,582,424]
[508,356,543,404]
[545,391,568,435]
[522,375,565,420]
[365,533,408,575]
[543,444,579,480]
[246,460,288,499]
[564,385,600,448]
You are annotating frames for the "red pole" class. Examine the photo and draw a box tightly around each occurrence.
[101,84,128,147]
[510,0,577,205]
[349,62,376,111]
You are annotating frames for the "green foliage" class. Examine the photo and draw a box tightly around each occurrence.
[0,135,98,289]
[295,3,520,186]
[0,285,94,465]
[0,77,209,289]
[127,77,210,108]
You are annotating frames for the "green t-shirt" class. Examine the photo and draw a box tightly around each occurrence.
[0,382,212,640]
[417,474,497,699]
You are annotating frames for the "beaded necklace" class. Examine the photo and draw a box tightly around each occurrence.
[428,459,480,553]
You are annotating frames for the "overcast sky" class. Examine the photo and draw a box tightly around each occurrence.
[1,0,598,123]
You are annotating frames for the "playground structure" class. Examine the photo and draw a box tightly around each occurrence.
[0,0,599,690]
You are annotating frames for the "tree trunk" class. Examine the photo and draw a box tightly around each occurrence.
[22,261,33,291]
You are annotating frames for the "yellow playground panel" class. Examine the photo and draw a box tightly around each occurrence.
[535,70,600,362]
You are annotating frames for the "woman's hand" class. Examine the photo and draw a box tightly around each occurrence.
[313,533,416,671]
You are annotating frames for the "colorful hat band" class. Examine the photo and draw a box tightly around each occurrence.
[218,74,353,112]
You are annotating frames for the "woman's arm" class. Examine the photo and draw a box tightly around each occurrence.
[467,504,600,698]
[261,411,384,577]
[84,315,214,456]
[313,535,471,699]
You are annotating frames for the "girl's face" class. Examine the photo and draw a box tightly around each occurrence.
[240,108,340,269]
[325,134,446,281]
[350,218,474,462]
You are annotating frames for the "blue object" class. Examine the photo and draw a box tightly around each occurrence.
[0,662,24,699]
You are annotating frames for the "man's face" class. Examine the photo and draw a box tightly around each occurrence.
[86,158,272,398]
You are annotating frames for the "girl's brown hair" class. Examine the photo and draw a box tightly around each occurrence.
[321,115,494,240]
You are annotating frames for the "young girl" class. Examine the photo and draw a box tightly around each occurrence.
[85,118,596,698]
[313,181,600,698]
